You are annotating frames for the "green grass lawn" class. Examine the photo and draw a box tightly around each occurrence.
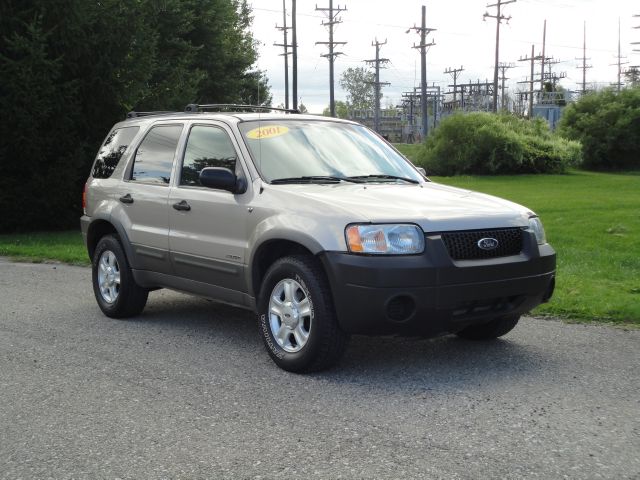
[1,169,639,324]
[430,170,640,325]
[0,231,88,265]
[394,143,423,161]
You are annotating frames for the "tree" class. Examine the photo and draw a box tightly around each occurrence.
[339,67,376,110]
[558,87,640,170]
[0,0,270,232]
[322,101,348,118]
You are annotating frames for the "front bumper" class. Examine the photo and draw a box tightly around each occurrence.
[320,230,556,336]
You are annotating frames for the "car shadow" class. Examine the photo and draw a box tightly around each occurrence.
[127,292,554,391]
[316,334,551,391]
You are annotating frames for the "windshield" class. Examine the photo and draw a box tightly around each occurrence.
[238,120,423,183]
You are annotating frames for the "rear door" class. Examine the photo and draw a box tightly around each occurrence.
[168,122,250,291]
[114,123,184,273]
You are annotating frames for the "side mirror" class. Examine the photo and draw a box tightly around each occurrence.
[416,167,427,177]
[199,167,245,193]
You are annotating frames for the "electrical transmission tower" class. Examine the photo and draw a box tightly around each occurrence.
[498,62,515,111]
[407,5,436,139]
[575,21,592,96]
[484,0,516,113]
[444,66,464,106]
[316,1,347,117]
[274,0,292,109]
[364,39,390,133]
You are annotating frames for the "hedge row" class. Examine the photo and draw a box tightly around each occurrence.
[414,113,582,176]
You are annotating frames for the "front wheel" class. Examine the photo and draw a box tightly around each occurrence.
[92,234,148,318]
[258,255,349,373]
[455,315,520,340]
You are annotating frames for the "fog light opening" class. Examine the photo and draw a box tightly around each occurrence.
[386,295,416,323]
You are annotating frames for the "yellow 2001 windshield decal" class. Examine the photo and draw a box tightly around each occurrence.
[246,125,289,139]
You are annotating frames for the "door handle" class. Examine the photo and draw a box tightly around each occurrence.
[119,194,133,204]
[172,200,191,211]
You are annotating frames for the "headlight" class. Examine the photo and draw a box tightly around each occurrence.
[528,216,547,245]
[346,224,425,254]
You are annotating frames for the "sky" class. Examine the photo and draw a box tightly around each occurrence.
[247,0,639,113]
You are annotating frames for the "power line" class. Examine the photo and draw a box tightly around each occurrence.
[315,0,347,117]
[484,0,516,113]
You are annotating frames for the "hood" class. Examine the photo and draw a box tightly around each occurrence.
[264,181,533,232]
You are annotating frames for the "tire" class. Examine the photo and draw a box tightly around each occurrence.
[258,255,349,373]
[455,315,520,340]
[92,234,148,318]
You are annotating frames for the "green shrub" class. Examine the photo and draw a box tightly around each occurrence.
[415,112,581,176]
[558,87,640,170]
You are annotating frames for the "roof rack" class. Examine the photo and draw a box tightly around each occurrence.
[184,104,299,114]
[126,111,175,119]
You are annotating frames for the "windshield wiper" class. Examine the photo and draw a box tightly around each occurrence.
[348,174,420,184]
[270,175,364,184]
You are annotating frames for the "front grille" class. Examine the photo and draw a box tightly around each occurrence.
[440,227,524,260]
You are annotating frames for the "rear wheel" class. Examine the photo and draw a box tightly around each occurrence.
[258,255,349,373]
[92,235,148,318]
[455,315,520,340]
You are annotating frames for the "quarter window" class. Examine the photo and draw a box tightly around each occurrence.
[181,126,238,186]
[92,126,139,179]
[131,124,183,184]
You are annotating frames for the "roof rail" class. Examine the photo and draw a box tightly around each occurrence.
[184,104,300,114]
[126,111,176,119]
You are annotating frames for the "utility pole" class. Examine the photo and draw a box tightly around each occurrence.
[517,45,536,118]
[633,14,639,53]
[444,66,464,106]
[611,17,628,91]
[407,5,436,139]
[540,19,547,93]
[575,21,592,96]
[316,0,347,117]
[498,62,515,111]
[274,0,292,109]
[292,0,298,110]
[364,39,390,133]
[484,0,516,113]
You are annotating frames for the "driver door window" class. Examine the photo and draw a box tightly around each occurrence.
[180,126,238,187]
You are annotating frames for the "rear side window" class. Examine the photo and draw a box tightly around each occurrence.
[92,126,139,179]
[131,124,183,184]
[180,126,238,186]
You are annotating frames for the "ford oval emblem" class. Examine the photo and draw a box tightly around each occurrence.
[477,237,499,250]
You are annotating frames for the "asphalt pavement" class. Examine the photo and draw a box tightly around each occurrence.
[0,258,638,479]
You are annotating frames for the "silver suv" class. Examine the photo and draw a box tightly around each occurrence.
[81,105,556,372]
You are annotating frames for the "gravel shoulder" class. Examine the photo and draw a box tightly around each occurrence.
[1,259,639,479]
